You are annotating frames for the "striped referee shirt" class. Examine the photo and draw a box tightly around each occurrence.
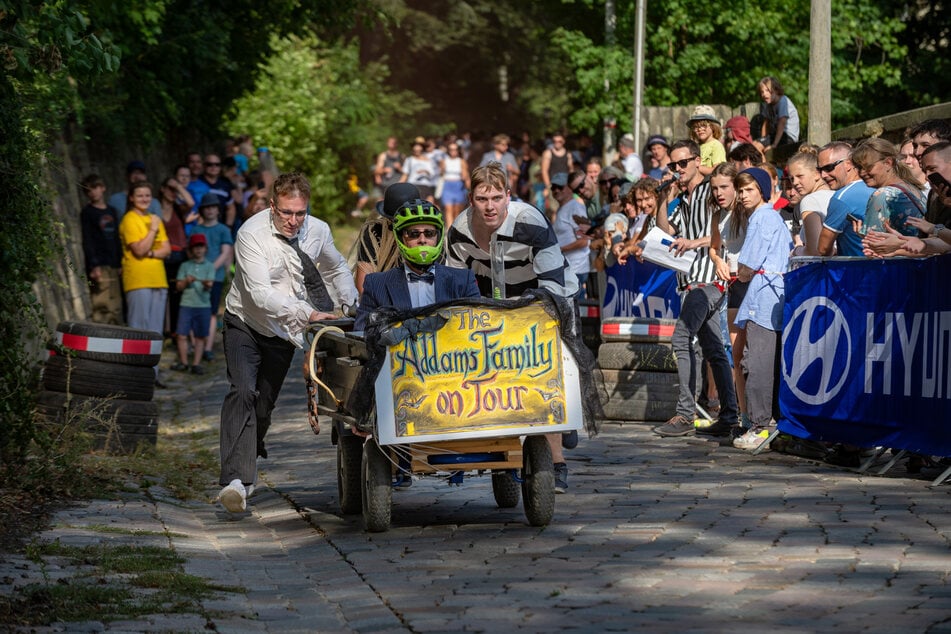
[671,179,717,288]
[446,200,578,299]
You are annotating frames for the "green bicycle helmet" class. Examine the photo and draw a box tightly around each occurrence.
[392,199,444,266]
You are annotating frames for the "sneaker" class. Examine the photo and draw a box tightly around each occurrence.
[190,365,205,375]
[553,462,568,494]
[170,362,188,372]
[154,378,168,389]
[203,350,215,362]
[654,415,695,437]
[562,429,579,449]
[696,419,734,437]
[219,479,246,512]
[733,427,772,451]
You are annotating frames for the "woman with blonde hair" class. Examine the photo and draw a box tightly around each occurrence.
[786,148,833,256]
[707,163,750,426]
[850,137,926,236]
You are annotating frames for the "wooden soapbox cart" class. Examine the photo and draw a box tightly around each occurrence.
[306,301,583,532]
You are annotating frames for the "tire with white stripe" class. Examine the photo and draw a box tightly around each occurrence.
[35,390,158,453]
[43,355,155,401]
[600,317,677,343]
[598,342,678,372]
[54,321,163,367]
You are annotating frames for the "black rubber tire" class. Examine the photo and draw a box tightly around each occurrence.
[599,392,678,422]
[491,470,521,509]
[35,390,158,453]
[598,342,678,372]
[362,439,392,532]
[521,435,555,527]
[337,435,364,515]
[43,355,155,401]
[599,369,680,400]
[54,321,162,367]
[600,317,678,343]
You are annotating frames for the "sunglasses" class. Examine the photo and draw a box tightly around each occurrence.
[668,156,698,171]
[205,161,221,167]
[817,158,845,173]
[403,228,439,240]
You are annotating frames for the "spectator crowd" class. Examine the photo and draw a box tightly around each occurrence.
[77,77,951,472]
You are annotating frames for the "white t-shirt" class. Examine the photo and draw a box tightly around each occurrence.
[554,198,590,277]
[798,189,834,243]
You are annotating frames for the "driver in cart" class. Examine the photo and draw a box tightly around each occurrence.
[354,199,480,332]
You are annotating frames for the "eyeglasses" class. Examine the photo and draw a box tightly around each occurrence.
[817,158,845,173]
[274,206,308,220]
[668,156,698,171]
[402,228,439,240]
[551,184,565,192]
[205,161,221,167]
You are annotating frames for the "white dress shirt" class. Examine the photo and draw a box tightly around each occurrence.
[224,209,358,347]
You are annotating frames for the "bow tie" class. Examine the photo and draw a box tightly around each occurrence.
[407,270,435,284]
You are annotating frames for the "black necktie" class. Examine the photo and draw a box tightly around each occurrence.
[284,236,333,312]
[407,270,435,284]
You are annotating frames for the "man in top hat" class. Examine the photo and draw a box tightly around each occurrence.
[355,198,479,331]
[354,182,421,293]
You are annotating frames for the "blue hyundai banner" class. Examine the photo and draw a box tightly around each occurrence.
[779,257,951,456]
[602,259,681,319]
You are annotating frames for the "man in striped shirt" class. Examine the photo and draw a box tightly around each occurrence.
[446,163,578,300]
[446,162,578,493]
[652,140,739,438]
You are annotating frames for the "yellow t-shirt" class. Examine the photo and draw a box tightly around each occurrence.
[699,139,726,167]
[119,211,169,292]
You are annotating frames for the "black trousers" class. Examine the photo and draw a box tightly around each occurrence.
[219,312,296,486]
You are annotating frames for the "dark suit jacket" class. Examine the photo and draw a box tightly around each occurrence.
[354,263,480,330]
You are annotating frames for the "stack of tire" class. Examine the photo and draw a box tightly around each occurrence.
[37,321,163,454]
[597,317,679,422]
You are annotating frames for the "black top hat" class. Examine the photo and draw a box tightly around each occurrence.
[376,183,421,220]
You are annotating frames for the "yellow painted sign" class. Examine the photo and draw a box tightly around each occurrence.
[387,303,567,438]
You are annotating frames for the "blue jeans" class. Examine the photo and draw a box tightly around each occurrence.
[672,286,738,424]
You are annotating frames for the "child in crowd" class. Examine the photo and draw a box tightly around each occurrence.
[191,192,234,361]
[687,105,726,176]
[79,174,123,325]
[172,233,215,374]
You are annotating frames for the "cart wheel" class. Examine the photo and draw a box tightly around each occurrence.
[521,435,555,526]
[362,438,392,532]
[492,470,520,509]
[337,434,364,515]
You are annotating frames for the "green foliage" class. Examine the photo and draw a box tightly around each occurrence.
[0,72,59,471]
[528,0,911,132]
[226,34,427,220]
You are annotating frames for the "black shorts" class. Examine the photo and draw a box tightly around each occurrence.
[727,279,749,310]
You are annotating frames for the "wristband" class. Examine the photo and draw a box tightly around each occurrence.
[932,224,945,237]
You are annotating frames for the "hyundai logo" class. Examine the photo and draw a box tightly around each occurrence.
[782,297,851,406]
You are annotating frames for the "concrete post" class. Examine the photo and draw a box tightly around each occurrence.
[808,0,831,145]
[632,0,647,150]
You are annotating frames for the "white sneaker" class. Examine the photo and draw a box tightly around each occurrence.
[219,479,247,512]
[733,427,772,451]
